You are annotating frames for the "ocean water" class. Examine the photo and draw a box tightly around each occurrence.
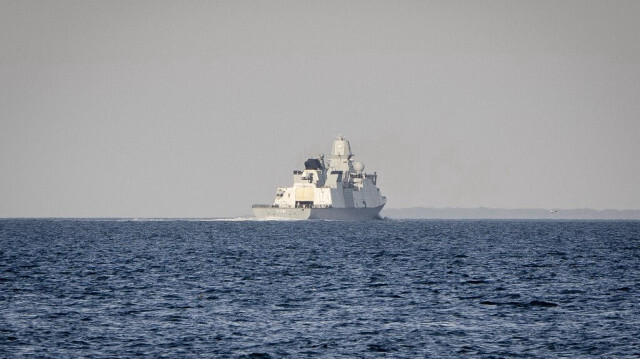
[1,219,639,358]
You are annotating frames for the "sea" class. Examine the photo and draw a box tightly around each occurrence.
[1,219,639,358]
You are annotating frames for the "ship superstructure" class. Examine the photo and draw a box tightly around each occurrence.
[252,135,386,220]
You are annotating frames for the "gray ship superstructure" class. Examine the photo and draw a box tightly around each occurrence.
[253,135,386,220]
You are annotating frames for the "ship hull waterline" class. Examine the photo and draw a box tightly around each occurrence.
[252,204,385,220]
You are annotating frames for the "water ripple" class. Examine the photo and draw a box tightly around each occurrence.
[1,219,639,357]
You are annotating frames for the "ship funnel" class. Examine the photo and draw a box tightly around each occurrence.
[332,134,352,157]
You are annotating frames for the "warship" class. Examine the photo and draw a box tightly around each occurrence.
[252,134,386,220]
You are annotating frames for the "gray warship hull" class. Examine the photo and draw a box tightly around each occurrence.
[252,204,384,220]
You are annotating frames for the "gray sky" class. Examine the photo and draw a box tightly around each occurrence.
[1,0,639,217]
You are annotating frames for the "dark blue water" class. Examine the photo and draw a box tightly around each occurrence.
[1,219,639,358]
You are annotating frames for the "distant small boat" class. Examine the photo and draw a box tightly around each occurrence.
[549,210,558,214]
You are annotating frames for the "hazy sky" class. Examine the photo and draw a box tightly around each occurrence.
[1,1,639,217]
